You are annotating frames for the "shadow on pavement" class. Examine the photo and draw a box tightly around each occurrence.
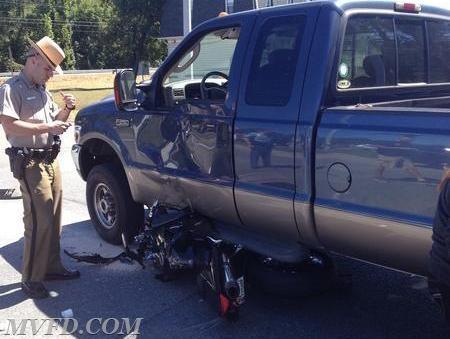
[0,220,108,276]
[0,220,450,338]
[0,188,22,200]
[0,283,25,310]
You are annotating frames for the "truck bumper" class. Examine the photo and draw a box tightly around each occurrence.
[71,144,82,176]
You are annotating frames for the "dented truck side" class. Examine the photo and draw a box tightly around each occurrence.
[72,0,450,276]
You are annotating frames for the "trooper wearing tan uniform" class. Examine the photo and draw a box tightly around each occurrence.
[0,36,80,299]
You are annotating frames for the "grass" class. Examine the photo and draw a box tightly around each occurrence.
[1,72,115,121]
[1,72,154,121]
[49,88,113,121]
[48,73,115,121]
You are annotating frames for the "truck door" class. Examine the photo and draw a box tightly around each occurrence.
[133,15,256,225]
[234,6,319,243]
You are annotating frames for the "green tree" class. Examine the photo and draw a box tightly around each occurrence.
[104,0,167,72]
[0,0,166,72]
[0,3,12,71]
[26,9,54,42]
[0,1,26,72]
[51,0,76,69]
[71,0,112,69]
[43,14,55,38]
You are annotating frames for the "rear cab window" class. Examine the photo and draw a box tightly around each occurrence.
[429,20,450,83]
[337,13,450,90]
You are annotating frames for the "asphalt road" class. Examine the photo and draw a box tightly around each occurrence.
[0,127,449,338]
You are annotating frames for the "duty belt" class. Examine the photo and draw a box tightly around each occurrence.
[27,148,53,160]
[5,136,61,179]
[6,136,61,165]
[7,147,55,163]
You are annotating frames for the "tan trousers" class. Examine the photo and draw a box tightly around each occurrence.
[18,159,65,282]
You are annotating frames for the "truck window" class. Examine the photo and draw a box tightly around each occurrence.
[245,15,305,106]
[429,20,450,83]
[396,19,426,84]
[163,27,240,104]
[338,16,396,89]
[338,15,450,90]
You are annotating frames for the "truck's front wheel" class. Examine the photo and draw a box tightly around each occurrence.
[86,164,144,245]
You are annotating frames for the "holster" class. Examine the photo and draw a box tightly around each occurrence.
[5,147,26,180]
[44,136,61,164]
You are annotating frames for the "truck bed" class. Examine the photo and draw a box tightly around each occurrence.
[373,96,450,109]
[312,98,450,274]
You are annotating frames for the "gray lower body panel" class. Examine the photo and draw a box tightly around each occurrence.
[131,169,240,227]
[315,206,432,275]
[294,200,323,249]
[234,189,299,244]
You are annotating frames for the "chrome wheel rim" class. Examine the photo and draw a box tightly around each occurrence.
[93,183,116,229]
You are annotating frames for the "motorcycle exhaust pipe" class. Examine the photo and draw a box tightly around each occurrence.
[222,253,240,300]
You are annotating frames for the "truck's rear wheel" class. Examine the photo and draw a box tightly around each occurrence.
[86,164,144,245]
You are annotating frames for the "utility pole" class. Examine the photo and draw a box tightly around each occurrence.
[183,0,192,37]
[183,0,194,79]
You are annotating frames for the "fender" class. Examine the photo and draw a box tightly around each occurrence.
[77,132,141,201]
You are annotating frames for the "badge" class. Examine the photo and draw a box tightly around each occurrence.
[337,79,351,89]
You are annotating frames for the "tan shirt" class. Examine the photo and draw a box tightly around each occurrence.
[0,72,59,148]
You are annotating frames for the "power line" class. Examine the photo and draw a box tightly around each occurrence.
[0,16,106,25]
[0,0,113,23]
[0,23,103,33]
[0,20,104,32]
[0,0,74,10]
[0,17,105,27]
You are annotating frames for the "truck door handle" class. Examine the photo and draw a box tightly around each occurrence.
[115,119,131,127]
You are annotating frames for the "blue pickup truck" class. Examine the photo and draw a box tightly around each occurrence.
[72,0,450,282]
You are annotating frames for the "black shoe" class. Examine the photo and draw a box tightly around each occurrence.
[45,268,80,281]
[21,281,49,299]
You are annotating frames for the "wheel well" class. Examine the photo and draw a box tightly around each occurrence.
[79,139,125,180]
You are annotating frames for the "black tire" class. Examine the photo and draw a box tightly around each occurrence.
[86,164,144,245]
[247,250,336,298]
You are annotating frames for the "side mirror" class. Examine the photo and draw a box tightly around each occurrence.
[114,69,137,110]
